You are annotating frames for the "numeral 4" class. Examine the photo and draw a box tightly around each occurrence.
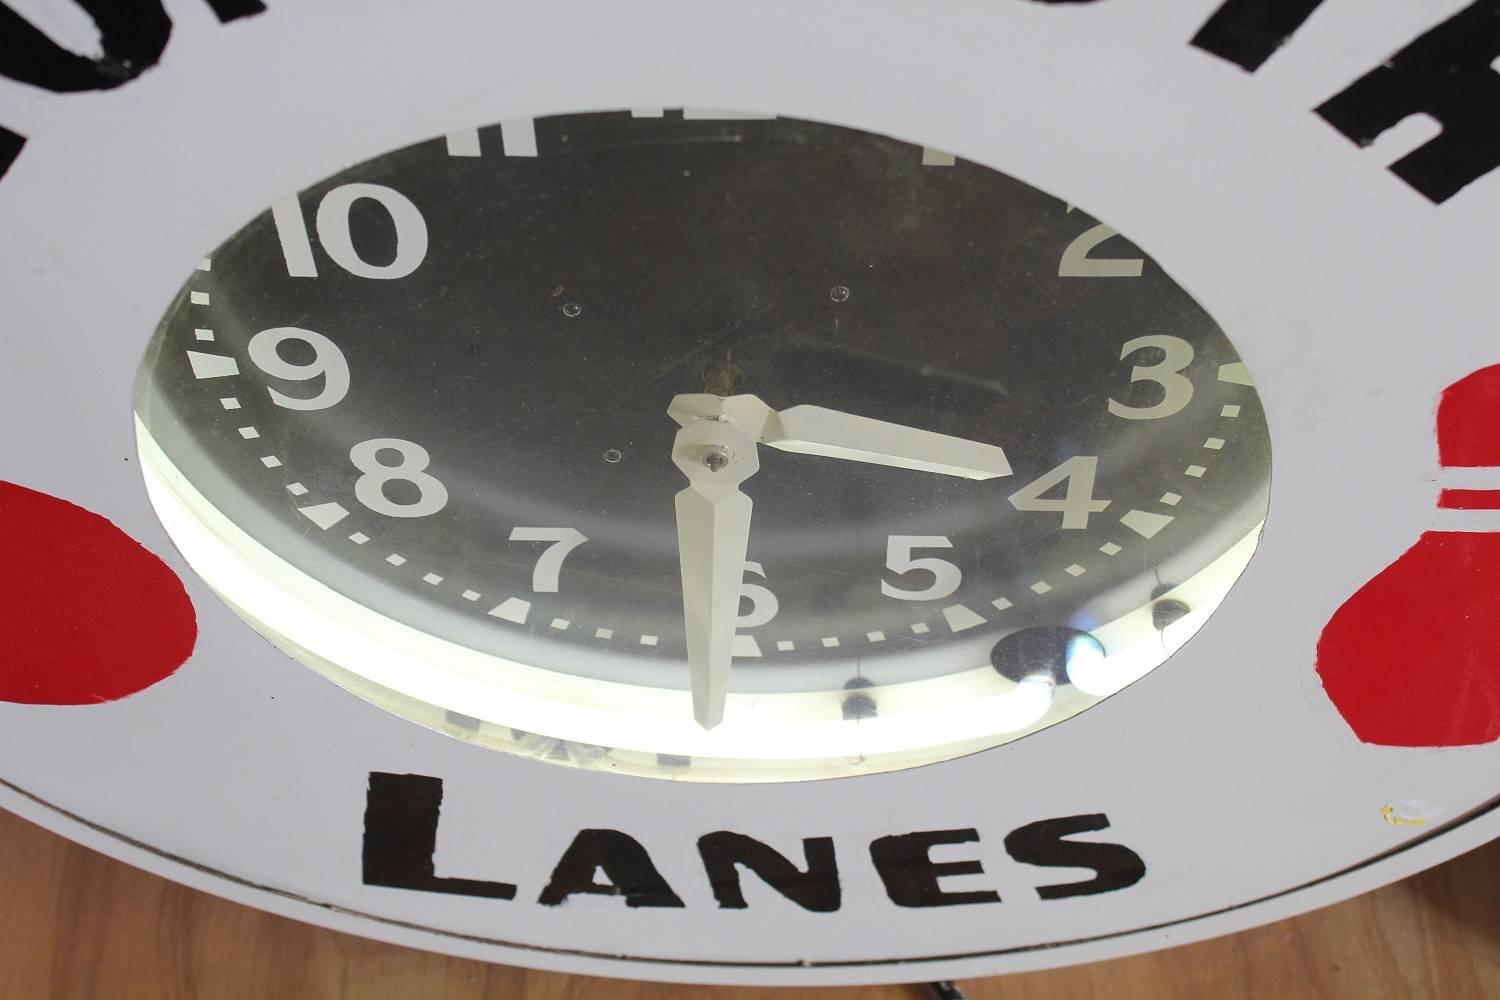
[1008,456,1111,529]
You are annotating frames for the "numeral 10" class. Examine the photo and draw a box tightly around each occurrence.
[273,183,429,279]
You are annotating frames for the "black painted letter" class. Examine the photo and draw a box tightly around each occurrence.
[697,832,841,912]
[362,772,517,899]
[202,0,266,21]
[1003,813,1146,900]
[0,124,22,180]
[1316,2,1500,203]
[538,829,686,908]
[1191,0,1328,72]
[869,828,1001,908]
[0,1,171,93]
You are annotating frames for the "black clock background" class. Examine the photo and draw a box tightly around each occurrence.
[137,111,1269,691]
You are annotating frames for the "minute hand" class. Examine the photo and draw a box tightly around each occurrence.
[671,417,760,730]
[760,405,1011,480]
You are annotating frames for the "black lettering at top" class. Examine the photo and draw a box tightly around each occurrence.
[203,0,267,21]
[0,124,22,180]
[0,1,171,93]
[0,1,264,95]
[1192,0,1329,72]
[0,1,265,184]
[1316,1,1500,203]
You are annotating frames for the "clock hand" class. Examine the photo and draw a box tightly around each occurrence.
[668,394,1010,480]
[666,390,1006,730]
[671,416,761,730]
[761,405,1010,480]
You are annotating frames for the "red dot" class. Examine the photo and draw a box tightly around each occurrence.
[0,481,196,705]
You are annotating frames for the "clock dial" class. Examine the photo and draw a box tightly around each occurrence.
[133,110,1271,780]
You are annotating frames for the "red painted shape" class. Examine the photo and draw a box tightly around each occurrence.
[1437,364,1500,467]
[1439,489,1500,510]
[1318,364,1500,747]
[0,481,196,705]
[1317,532,1500,746]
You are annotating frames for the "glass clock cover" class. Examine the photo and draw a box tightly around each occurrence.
[133,111,1271,781]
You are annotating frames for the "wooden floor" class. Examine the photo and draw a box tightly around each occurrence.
[3,808,1499,999]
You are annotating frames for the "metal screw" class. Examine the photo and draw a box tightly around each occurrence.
[702,359,744,397]
[603,448,623,464]
[701,447,732,471]
[829,284,851,303]
[561,302,582,318]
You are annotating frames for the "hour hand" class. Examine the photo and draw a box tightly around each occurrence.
[668,393,1009,480]
[672,418,760,729]
[761,405,1010,480]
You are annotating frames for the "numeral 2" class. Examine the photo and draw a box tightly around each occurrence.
[1059,218,1143,278]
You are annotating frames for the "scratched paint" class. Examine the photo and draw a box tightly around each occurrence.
[1382,798,1441,827]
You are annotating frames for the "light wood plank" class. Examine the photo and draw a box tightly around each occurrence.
[2,807,1498,999]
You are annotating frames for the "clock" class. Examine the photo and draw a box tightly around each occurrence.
[133,109,1271,780]
[3,0,1500,988]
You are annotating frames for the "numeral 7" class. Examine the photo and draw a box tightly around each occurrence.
[509,527,588,593]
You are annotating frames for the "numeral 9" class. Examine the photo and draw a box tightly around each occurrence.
[247,327,350,411]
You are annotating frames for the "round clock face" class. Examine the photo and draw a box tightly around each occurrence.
[133,110,1271,781]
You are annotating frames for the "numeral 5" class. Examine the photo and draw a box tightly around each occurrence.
[882,536,962,601]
